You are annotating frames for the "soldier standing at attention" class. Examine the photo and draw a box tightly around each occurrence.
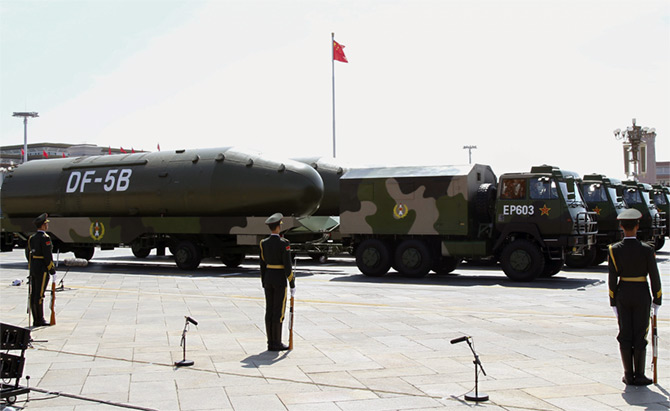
[259,213,295,351]
[608,208,662,385]
[28,213,56,327]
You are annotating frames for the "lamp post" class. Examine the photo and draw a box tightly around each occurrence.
[614,118,655,180]
[463,145,477,164]
[13,112,39,163]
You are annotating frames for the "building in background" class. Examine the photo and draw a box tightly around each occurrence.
[0,143,146,168]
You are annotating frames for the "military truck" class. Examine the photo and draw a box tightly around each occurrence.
[566,174,626,267]
[339,164,597,281]
[0,147,329,269]
[651,184,669,249]
[620,180,666,250]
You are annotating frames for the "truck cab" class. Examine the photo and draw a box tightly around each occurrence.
[650,184,669,250]
[493,165,597,280]
[620,180,666,250]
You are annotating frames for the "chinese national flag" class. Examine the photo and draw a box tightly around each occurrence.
[120,147,127,154]
[42,150,49,158]
[131,147,135,154]
[62,153,66,158]
[108,146,112,155]
[333,40,348,63]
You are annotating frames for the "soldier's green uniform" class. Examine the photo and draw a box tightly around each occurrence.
[608,209,662,386]
[259,213,295,351]
[28,213,56,327]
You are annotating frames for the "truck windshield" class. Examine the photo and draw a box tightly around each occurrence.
[581,183,607,202]
[530,177,558,200]
[559,181,585,203]
[623,189,643,205]
[654,192,668,205]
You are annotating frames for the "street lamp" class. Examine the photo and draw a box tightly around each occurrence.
[463,145,477,164]
[614,118,655,180]
[13,112,39,163]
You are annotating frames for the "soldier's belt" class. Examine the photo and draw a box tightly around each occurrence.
[31,255,44,259]
[620,276,647,282]
[267,264,285,269]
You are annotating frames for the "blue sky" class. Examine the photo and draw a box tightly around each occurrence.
[1,0,668,179]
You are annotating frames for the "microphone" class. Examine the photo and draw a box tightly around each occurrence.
[450,336,469,344]
[186,316,198,326]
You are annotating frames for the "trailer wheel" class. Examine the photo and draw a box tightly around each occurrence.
[74,246,95,261]
[174,241,202,270]
[432,256,461,274]
[131,243,151,258]
[565,247,596,268]
[221,253,245,267]
[500,240,544,281]
[394,239,433,277]
[355,239,391,277]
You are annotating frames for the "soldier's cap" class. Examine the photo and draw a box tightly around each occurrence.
[33,213,49,228]
[265,213,283,225]
[617,208,642,220]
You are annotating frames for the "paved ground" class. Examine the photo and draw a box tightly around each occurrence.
[1,245,668,411]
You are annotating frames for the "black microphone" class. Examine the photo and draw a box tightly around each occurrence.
[186,316,198,326]
[450,336,469,344]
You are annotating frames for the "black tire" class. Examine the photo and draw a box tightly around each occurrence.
[475,183,497,223]
[500,240,544,281]
[541,258,563,277]
[355,239,392,277]
[565,247,596,268]
[394,239,433,278]
[592,248,608,266]
[131,243,151,258]
[174,241,202,270]
[74,246,95,261]
[221,253,245,267]
[655,236,665,251]
[432,256,461,274]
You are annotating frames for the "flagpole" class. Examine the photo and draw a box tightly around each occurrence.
[331,32,336,158]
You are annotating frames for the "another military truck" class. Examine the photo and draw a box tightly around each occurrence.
[620,180,666,250]
[651,184,669,249]
[566,174,626,267]
[340,164,597,281]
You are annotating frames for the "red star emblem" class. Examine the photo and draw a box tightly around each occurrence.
[593,206,602,216]
[540,204,551,216]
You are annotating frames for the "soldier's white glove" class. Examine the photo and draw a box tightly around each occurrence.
[290,287,296,297]
[612,306,618,318]
[51,273,57,283]
[652,303,660,316]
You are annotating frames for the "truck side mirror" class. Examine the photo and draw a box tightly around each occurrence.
[566,176,575,200]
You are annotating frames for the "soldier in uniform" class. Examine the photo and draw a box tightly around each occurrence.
[28,213,56,327]
[259,213,296,351]
[608,208,662,385]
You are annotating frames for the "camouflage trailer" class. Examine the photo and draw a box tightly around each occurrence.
[0,147,329,269]
[566,174,626,267]
[620,180,666,250]
[651,184,669,249]
[340,164,597,281]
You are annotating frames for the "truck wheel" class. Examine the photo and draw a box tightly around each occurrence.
[355,239,392,277]
[541,258,563,277]
[475,183,497,223]
[395,239,433,278]
[74,246,95,261]
[221,253,245,267]
[432,256,461,274]
[174,241,202,270]
[131,243,151,258]
[500,240,544,281]
[565,248,596,268]
[655,237,665,251]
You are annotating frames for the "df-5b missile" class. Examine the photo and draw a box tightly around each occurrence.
[1,147,324,218]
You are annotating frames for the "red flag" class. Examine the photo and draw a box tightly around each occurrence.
[120,147,127,154]
[157,143,161,152]
[62,153,66,158]
[131,147,135,154]
[21,148,24,157]
[333,40,348,63]
[42,150,49,158]
[108,146,112,155]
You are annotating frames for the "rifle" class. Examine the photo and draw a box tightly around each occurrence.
[288,295,294,350]
[50,279,56,325]
[652,313,658,384]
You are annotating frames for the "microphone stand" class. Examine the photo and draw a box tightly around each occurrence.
[175,318,194,367]
[464,338,488,402]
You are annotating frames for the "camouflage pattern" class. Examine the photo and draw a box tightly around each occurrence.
[1,147,324,218]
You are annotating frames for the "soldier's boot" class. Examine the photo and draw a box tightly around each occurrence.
[633,349,653,386]
[33,303,48,327]
[272,323,289,351]
[620,348,634,385]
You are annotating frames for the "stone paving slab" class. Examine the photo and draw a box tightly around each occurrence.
[1,246,669,410]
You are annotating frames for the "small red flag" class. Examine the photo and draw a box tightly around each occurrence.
[157,143,161,152]
[120,147,127,154]
[62,153,66,158]
[21,148,24,157]
[108,146,112,155]
[42,150,49,158]
[333,40,348,63]
[131,147,135,154]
